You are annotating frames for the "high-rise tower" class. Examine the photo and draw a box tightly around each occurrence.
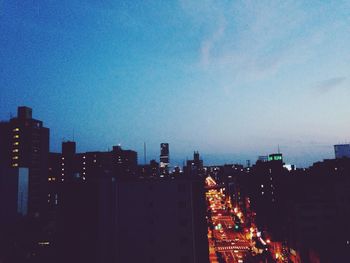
[0,106,49,216]
[159,143,169,175]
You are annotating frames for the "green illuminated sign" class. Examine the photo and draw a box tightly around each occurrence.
[268,154,282,161]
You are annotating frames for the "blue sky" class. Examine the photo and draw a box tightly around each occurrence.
[1,0,350,167]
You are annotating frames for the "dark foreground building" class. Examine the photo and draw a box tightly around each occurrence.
[57,175,209,263]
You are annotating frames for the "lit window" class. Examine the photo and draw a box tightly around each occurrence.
[12,156,18,160]
[61,157,65,160]
[13,135,19,139]
[13,142,19,145]
[61,168,64,171]
[83,156,86,159]
[262,191,264,195]
[13,149,19,153]
[13,128,19,132]
[12,163,18,167]
[261,184,264,188]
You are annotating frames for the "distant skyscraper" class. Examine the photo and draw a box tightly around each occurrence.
[334,144,350,159]
[159,143,169,175]
[184,151,204,177]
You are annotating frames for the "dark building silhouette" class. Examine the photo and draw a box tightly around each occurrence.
[114,177,209,263]
[0,106,49,217]
[240,153,286,239]
[184,151,204,177]
[48,141,138,210]
[58,174,209,263]
[138,159,159,177]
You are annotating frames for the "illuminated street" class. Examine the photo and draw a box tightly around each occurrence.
[205,176,296,263]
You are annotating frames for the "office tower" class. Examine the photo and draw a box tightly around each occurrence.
[159,143,169,175]
[242,153,286,237]
[0,106,49,217]
[334,144,350,159]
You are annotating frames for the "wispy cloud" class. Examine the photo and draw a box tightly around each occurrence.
[180,0,350,86]
[314,77,347,93]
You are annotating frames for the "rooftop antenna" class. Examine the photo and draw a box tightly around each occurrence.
[278,144,280,154]
[144,142,147,165]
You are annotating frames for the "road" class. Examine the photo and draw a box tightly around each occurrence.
[205,176,299,263]
[206,184,250,263]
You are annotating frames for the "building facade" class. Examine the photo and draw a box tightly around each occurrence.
[0,106,49,217]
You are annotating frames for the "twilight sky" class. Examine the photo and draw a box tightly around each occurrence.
[1,0,350,167]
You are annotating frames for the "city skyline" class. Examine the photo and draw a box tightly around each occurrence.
[1,1,350,167]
